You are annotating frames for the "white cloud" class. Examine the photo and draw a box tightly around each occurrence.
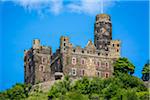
[1,0,118,16]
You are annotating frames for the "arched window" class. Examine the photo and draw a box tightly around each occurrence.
[72,57,76,65]
[97,61,101,67]
[105,62,109,69]
[72,68,76,76]
[97,71,101,77]
[81,58,85,65]
[80,69,85,76]
[105,72,109,78]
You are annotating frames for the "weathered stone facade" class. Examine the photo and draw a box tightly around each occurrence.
[24,14,121,85]
[24,39,52,84]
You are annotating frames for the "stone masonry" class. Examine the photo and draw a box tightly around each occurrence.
[24,14,121,85]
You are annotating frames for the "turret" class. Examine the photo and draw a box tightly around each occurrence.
[94,14,112,51]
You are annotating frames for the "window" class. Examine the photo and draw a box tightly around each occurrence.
[117,44,119,47]
[64,38,66,41]
[42,57,47,64]
[64,43,66,46]
[117,49,119,52]
[82,50,84,53]
[87,51,89,54]
[72,68,76,76]
[112,44,114,47]
[81,58,85,65]
[99,45,102,48]
[97,71,101,77]
[105,72,109,78]
[73,49,76,52]
[105,62,109,69]
[39,65,44,72]
[97,61,101,67]
[72,57,76,65]
[98,53,100,55]
[80,69,85,76]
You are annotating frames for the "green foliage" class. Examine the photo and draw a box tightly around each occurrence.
[1,58,149,100]
[26,92,48,100]
[59,92,89,100]
[142,61,150,81]
[142,61,150,74]
[0,83,31,100]
[48,75,71,99]
[114,57,135,75]
[48,74,148,100]
[136,91,150,100]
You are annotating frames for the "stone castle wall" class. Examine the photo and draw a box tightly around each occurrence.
[24,14,121,85]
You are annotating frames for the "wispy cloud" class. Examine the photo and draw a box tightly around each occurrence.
[1,0,117,15]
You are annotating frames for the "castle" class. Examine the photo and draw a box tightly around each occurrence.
[24,14,121,85]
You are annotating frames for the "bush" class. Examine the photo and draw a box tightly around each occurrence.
[0,83,31,100]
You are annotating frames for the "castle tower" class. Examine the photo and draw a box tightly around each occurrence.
[24,39,52,85]
[94,14,112,51]
[60,36,69,53]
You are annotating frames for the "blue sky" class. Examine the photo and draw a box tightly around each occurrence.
[0,0,149,91]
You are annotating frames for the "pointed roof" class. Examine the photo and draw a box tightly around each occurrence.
[85,40,96,49]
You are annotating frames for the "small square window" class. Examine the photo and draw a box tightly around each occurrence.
[39,65,45,72]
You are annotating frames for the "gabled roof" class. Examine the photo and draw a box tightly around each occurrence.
[85,40,96,49]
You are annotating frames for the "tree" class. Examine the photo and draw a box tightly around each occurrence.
[0,83,31,100]
[113,57,135,75]
[142,61,150,81]
[48,75,71,99]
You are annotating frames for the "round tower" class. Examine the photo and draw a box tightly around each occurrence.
[94,14,112,51]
